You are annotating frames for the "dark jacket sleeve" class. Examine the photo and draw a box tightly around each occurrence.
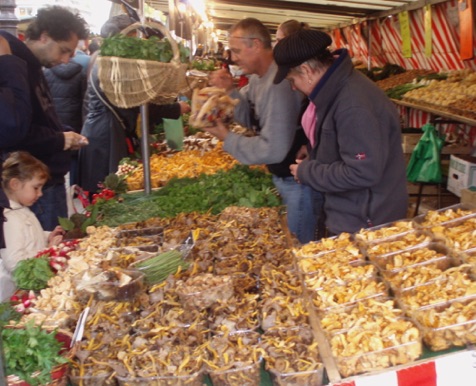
[149,103,182,125]
[0,55,32,148]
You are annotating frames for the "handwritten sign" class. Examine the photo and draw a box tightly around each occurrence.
[424,5,432,57]
[399,11,412,58]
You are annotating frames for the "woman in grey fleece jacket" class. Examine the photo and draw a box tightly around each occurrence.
[273,29,408,235]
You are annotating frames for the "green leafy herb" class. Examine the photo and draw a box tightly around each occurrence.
[100,35,189,63]
[12,256,54,291]
[2,321,68,386]
[0,302,21,328]
[95,165,280,227]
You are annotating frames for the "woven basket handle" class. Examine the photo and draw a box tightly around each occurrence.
[119,21,181,65]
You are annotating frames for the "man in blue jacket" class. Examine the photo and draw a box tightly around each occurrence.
[0,6,89,230]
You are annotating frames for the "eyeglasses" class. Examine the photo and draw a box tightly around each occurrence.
[230,36,262,42]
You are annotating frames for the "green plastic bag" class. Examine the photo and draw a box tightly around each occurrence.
[406,123,444,183]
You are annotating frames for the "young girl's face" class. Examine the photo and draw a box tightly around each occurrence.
[9,174,46,207]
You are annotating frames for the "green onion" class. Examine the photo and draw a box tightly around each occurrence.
[134,250,189,285]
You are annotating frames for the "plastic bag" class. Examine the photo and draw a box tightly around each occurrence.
[406,123,444,183]
[163,117,184,150]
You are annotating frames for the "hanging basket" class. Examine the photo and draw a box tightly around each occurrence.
[97,21,189,108]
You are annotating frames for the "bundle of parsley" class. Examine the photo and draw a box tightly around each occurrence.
[2,321,69,385]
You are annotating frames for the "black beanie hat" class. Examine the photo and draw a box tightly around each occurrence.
[273,29,332,84]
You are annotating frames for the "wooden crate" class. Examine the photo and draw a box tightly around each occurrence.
[402,133,422,154]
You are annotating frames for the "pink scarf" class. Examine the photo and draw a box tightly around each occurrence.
[301,101,317,148]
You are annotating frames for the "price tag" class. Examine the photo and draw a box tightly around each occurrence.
[399,11,412,58]
[424,5,432,57]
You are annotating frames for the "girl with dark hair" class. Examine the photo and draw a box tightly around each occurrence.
[0,151,65,301]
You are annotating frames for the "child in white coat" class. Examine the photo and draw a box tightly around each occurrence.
[0,151,65,301]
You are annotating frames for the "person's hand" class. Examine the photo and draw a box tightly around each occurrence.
[290,159,303,183]
[50,225,65,238]
[48,234,63,247]
[201,119,230,141]
[178,101,191,114]
[209,68,234,92]
[64,132,89,150]
[296,145,308,160]
[0,36,11,56]
[48,226,65,246]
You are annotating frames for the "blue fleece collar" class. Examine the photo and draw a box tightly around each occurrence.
[309,48,348,101]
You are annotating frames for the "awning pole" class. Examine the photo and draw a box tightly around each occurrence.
[138,0,151,195]
[140,104,152,194]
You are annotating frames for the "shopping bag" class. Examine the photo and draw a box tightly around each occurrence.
[406,123,444,183]
[163,117,184,150]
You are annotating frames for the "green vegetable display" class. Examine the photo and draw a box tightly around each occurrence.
[95,165,280,227]
[12,256,54,291]
[2,321,68,386]
[100,35,190,63]
[134,250,190,285]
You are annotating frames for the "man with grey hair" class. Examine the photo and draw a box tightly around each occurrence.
[204,18,320,244]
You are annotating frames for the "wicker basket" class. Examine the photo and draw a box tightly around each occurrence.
[97,21,189,108]
[5,326,73,386]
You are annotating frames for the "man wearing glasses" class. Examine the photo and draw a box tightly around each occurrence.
[205,18,319,244]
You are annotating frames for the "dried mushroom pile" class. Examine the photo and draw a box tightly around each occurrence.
[294,205,476,378]
[125,130,251,191]
[9,205,476,384]
[126,140,238,191]
[12,207,325,385]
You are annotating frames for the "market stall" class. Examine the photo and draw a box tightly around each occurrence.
[2,0,476,384]
[2,125,476,385]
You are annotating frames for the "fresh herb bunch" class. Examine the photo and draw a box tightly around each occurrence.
[12,256,54,291]
[0,302,22,328]
[100,35,190,63]
[95,165,280,227]
[2,321,69,386]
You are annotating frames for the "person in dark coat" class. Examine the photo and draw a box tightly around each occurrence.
[0,6,89,231]
[44,59,86,186]
[274,29,408,235]
[0,35,18,248]
[44,61,86,134]
[78,15,190,194]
